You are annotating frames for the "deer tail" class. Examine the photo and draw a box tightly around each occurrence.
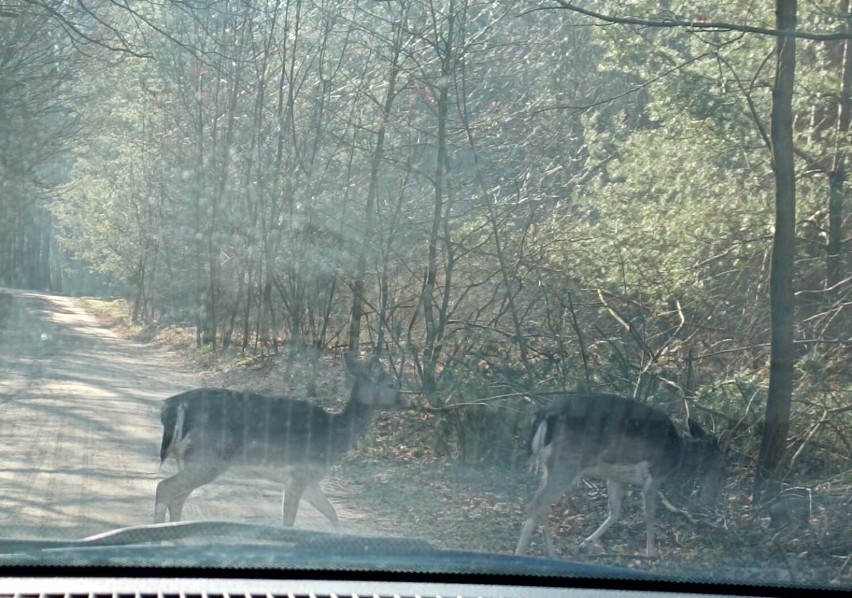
[159,398,186,464]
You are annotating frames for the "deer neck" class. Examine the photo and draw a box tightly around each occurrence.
[332,382,377,454]
[673,436,706,478]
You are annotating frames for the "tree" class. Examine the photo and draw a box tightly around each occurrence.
[754,0,798,506]
[0,8,80,289]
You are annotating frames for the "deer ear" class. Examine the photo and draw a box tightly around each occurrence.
[688,418,709,439]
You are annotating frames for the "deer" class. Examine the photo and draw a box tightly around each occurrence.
[154,352,405,526]
[515,394,726,558]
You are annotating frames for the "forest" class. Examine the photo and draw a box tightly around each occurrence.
[0,0,849,579]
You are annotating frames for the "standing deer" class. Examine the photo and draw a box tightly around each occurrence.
[154,353,405,526]
[515,394,725,558]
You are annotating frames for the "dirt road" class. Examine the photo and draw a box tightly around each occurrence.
[0,289,349,540]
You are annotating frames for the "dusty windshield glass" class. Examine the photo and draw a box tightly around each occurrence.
[0,0,849,589]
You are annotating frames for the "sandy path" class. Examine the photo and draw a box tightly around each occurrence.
[0,289,355,540]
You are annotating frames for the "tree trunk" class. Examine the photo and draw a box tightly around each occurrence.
[348,16,404,354]
[754,0,797,506]
[421,11,455,403]
[827,1,852,292]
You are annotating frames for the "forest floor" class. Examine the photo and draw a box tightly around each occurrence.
[2,289,847,586]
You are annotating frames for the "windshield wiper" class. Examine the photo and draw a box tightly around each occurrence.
[0,520,435,554]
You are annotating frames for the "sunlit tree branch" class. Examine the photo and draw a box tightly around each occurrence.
[535,0,850,42]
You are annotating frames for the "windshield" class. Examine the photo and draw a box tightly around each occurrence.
[0,0,849,591]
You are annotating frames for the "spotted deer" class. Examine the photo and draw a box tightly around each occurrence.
[515,394,725,558]
[154,353,404,526]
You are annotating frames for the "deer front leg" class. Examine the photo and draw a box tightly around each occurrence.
[281,478,308,526]
[642,481,659,557]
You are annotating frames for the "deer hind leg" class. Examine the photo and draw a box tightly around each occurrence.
[579,480,625,553]
[303,482,339,527]
[154,464,223,524]
[165,489,192,523]
[516,466,580,557]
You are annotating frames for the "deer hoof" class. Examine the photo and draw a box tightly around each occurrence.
[577,540,599,555]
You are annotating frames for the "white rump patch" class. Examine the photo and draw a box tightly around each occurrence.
[170,403,189,468]
[531,418,552,475]
[531,418,549,456]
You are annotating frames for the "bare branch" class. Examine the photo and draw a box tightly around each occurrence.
[21,0,151,58]
[536,0,852,42]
